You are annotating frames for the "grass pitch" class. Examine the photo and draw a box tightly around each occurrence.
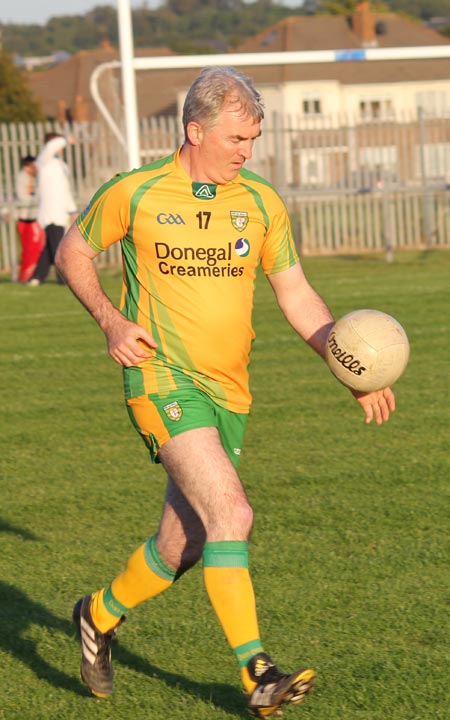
[1,250,449,720]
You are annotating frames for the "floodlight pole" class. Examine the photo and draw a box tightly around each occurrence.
[117,0,140,169]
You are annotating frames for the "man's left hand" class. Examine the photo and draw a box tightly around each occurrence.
[352,387,396,425]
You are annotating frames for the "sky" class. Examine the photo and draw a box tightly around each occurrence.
[1,1,158,26]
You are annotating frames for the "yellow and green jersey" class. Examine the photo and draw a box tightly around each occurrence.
[77,148,298,413]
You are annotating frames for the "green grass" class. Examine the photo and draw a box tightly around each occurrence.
[1,250,449,720]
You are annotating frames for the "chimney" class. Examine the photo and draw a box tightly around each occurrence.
[352,1,377,48]
[57,99,67,123]
[74,95,89,122]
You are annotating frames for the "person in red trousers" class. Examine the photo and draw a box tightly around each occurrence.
[15,155,45,283]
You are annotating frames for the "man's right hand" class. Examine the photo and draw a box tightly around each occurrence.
[104,312,158,367]
[55,224,157,367]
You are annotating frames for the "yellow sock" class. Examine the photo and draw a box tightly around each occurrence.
[90,588,120,633]
[90,535,176,633]
[203,541,264,692]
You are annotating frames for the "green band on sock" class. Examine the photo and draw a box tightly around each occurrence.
[144,535,177,582]
[234,639,264,668]
[202,540,249,568]
[103,586,129,617]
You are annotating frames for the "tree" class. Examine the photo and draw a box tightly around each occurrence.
[387,0,450,20]
[0,50,44,122]
[165,0,245,14]
[319,0,389,15]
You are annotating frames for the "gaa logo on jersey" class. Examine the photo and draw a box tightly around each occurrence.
[163,401,183,421]
[230,211,249,231]
[234,238,250,257]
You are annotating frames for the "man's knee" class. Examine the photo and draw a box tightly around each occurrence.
[157,528,205,574]
[212,494,254,539]
[232,497,254,537]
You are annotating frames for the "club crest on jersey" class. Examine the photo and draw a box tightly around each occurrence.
[163,401,183,421]
[230,211,249,231]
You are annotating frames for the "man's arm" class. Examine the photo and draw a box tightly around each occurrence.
[267,263,395,425]
[15,172,32,205]
[37,136,69,166]
[55,223,157,366]
[267,263,333,352]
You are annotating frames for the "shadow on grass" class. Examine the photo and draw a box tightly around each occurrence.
[116,642,247,717]
[0,580,83,695]
[0,518,38,540]
[0,580,246,715]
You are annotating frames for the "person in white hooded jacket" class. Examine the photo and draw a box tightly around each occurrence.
[29,133,78,286]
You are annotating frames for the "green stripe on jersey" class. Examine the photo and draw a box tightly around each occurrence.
[121,172,171,324]
[240,182,270,231]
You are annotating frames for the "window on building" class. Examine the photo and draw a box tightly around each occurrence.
[359,145,397,167]
[298,150,327,186]
[358,145,398,188]
[302,98,322,116]
[415,91,448,115]
[415,143,450,181]
[359,98,393,120]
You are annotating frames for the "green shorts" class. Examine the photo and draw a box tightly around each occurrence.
[126,387,248,468]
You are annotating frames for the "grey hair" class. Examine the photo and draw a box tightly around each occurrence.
[182,66,265,140]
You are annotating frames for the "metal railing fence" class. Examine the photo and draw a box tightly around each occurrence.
[1,109,450,277]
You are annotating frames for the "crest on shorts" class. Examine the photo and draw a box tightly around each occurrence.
[230,211,249,231]
[163,401,183,421]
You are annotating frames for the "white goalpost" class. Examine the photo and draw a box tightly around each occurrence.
[95,0,450,169]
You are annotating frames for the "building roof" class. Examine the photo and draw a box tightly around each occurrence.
[236,12,450,54]
[26,44,187,121]
[233,11,450,86]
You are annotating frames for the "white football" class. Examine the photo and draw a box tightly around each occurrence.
[325,309,410,392]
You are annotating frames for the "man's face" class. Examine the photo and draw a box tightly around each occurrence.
[190,102,261,184]
[25,162,37,176]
